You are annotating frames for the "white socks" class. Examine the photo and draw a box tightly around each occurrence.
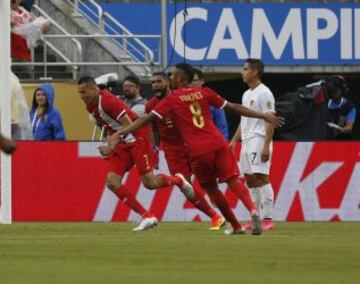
[249,183,274,219]
[250,187,262,215]
[261,183,274,219]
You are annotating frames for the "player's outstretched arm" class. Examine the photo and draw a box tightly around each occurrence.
[225,102,284,127]
[117,113,158,137]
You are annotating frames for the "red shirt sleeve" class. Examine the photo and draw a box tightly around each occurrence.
[203,87,227,109]
[145,98,154,114]
[101,93,127,120]
[152,95,172,119]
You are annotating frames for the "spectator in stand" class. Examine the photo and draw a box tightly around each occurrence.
[11,0,50,79]
[191,68,229,140]
[324,75,357,140]
[29,83,66,141]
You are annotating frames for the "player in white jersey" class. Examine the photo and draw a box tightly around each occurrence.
[230,58,276,231]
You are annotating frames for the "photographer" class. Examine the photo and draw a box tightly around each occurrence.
[323,76,356,139]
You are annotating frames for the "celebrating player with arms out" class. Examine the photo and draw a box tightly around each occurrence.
[111,63,283,235]
[78,76,194,231]
[146,72,225,230]
[230,58,276,231]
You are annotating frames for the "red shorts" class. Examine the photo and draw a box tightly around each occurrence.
[190,145,239,186]
[163,145,192,178]
[107,136,155,176]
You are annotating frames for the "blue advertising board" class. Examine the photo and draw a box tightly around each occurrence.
[99,2,360,66]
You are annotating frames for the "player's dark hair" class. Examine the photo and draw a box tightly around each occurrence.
[78,76,97,86]
[175,63,195,83]
[152,72,169,81]
[123,75,141,87]
[193,68,204,80]
[245,58,264,79]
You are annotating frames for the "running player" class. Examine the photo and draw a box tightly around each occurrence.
[78,76,194,231]
[146,72,225,230]
[190,68,251,215]
[111,63,283,235]
[230,58,276,231]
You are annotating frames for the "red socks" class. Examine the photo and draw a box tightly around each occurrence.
[230,181,256,212]
[113,185,152,218]
[158,173,217,219]
[207,189,241,231]
[157,174,183,187]
[190,189,218,219]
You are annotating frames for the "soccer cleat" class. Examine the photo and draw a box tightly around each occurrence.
[244,221,253,230]
[175,173,195,200]
[224,226,246,235]
[251,210,262,236]
[262,219,275,231]
[209,216,226,231]
[132,216,158,232]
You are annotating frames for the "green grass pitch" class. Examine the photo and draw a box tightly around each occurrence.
[0,222,359,284]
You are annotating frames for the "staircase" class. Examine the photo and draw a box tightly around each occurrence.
[30,0,161,81]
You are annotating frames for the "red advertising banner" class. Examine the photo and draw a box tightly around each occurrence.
[12,141,360,221]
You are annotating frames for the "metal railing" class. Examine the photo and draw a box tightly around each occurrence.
[66,0,158,64]
[14,34,161,79]
[45,34,160,64]
[12,1,161,80]
[12,4,83,80]
[70,0,104,32]
[33,4,83,79]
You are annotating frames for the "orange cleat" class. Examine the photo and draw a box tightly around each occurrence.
[209,216,226,231]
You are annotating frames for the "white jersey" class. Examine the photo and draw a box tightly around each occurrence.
[240,83,275,141]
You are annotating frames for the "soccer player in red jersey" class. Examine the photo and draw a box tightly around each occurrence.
[146,72,225,230]
[0,133,16,154]
[78,76,194,231]
[112,64,283,235]
[190,69,253,226]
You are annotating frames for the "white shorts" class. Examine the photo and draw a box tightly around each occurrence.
[239,136,272,175]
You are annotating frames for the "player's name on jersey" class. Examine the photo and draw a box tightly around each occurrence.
[180,92,203,102]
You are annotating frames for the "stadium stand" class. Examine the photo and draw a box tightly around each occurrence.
[11,0,360,140]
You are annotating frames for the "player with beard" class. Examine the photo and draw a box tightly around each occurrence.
[146,72,225,230]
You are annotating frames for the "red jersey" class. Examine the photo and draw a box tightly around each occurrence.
[86,90,149,141]
[152,86,228,157]
[145,96,184,148]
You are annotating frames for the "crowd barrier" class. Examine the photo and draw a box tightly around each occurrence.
[12,141,360,221]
